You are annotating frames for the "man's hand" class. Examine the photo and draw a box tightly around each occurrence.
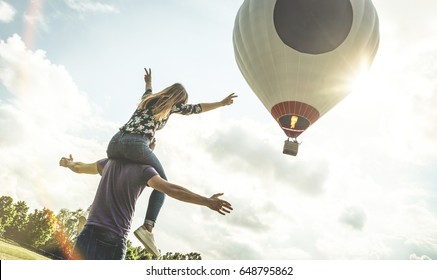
[207,193,233,215]
[59,154,74,168]
[59,154,99,174]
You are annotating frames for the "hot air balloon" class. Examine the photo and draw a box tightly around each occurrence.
[233,0,379,156]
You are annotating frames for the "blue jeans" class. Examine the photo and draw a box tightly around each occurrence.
[73,225,126,260]
[107,131,166,226]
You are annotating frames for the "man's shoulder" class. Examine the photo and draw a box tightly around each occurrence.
[96,158,109,175]
[97,158,109,168]
[101,159,158,180]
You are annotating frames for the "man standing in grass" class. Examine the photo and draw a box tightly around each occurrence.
[60,154,232,260]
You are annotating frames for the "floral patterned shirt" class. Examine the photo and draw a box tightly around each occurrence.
[120,89,202,138]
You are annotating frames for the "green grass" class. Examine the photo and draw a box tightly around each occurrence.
[0,238,50,260]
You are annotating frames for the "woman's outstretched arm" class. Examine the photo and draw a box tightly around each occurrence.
[200,93,238,113]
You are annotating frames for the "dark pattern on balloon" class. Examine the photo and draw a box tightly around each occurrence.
[273,0,353,54]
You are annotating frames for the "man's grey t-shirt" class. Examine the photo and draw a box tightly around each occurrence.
[86,158,158,239]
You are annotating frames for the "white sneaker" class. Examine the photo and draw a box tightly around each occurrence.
[134,225,160,258]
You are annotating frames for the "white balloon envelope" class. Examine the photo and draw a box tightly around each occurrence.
[233,0,380,154]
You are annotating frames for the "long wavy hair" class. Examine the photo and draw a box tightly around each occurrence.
[138,83,188,121]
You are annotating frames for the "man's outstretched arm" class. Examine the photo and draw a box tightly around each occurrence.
[59,153,233,215]
[59,141,154,175]
[147,175,233,215]
[59,154,101,175]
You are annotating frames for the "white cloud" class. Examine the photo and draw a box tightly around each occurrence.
[0,1,15,23]
[0,35,111,133]
[199,118,330,195]
[410,254,432,260]
[0,34,114,211]
[65,0,119,14]
[339,206,367,230]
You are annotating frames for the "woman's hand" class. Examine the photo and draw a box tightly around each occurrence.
[220,93,238,106]
[144,67,152,91]
[199,93,238,113]
[149,137,156,151]
[144,67,152,83]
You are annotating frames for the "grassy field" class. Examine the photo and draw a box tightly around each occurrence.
[0,238,50,260]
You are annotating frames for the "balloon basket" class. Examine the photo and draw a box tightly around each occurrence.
[283,139,299,156]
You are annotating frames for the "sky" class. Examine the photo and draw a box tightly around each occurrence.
[0,0,437,260]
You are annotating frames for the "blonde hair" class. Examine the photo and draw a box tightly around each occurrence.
[138,83,188,121]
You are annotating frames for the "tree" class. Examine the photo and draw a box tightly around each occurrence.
[125,240,154,260]
[42,208,84,259]
[56,208,84,241]
[185,252,202,260]
[161,252,202,260]
[125,242,202,260]
[24,207,57,248]
[4,200,29,241]
[0,196,16,235]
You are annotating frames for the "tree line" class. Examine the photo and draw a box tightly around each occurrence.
[0,195,201,260]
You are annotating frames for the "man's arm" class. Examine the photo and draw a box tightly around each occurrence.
[59,154,100,175]
[59,140,155,175]
[147,175,233,215]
